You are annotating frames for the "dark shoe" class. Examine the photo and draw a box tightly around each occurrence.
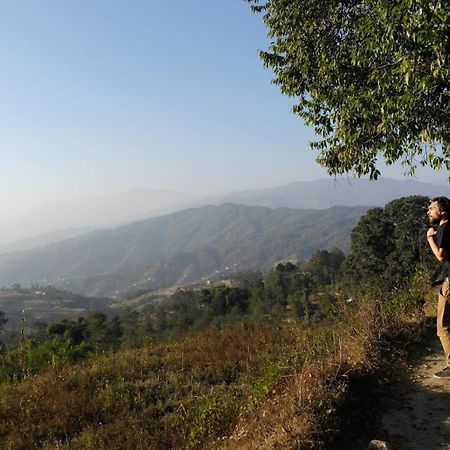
[434,367,450,379]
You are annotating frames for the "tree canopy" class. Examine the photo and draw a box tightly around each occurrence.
[247,0,450,179]
[342,195,432,288]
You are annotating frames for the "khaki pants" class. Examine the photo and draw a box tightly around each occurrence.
[437,280,450,368]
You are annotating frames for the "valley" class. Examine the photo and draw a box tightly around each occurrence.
[0,203,368,297]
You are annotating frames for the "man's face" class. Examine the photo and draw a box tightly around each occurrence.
[428,201,443,225]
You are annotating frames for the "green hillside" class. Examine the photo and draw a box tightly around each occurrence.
[0,204,369,297]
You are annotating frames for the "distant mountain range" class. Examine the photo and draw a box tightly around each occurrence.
[212,177,450,209]
[1,177,448,253]
[0,204,369,297]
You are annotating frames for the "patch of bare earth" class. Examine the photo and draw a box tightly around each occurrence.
[382,335,450,449]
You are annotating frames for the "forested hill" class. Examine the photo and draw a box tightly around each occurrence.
[0,204,369,297]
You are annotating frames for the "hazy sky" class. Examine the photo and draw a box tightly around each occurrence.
[0,0,447,217]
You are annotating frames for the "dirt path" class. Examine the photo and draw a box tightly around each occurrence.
[382,336,450,449]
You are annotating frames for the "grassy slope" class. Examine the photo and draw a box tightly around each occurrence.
[0,292,425,449]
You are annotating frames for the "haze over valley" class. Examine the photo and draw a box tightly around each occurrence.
[0,189,200,248]
[0,203,368,298]
[2,177,449,253]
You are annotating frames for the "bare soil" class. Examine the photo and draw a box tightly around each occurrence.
[382,334,450,449]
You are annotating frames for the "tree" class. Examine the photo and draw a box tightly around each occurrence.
[342,195,430,289]
[330,247,346,283]
[247,0,450,178]
[265,267,288,306]
[30,320,48,344]
[121,309,143,346]
[343,207,394,283]
[86,312,108,347]
[287,291,305,319]
[105,316,123,348]
[304,248,345,286]
[46,317,89,345]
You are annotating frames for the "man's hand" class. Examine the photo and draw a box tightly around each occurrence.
[427,226,447,262]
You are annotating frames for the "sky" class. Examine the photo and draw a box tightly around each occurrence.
[0,0,447,218]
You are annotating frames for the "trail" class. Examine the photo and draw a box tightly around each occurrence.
[381,335,450,449]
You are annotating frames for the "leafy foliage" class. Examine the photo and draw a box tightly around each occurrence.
[0,313,123,382]
[140,260,337,340]
[247,0,450,178]
[342,195,432,289]
[303,247,346,286]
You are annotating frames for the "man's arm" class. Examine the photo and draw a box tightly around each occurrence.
[427,227,449,262]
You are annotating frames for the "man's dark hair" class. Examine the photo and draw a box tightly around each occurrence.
[431,197,450,216]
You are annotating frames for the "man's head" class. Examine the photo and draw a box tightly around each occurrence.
[428,197,450,225]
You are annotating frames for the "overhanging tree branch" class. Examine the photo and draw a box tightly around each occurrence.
[246,0,450,179]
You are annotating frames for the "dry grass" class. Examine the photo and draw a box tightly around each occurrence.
[216,303,375,449]
[0,326,293,449]
[0,293,424,449]
[212,296,424,450]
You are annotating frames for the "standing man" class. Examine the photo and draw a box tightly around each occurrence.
[427,196,450,378]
